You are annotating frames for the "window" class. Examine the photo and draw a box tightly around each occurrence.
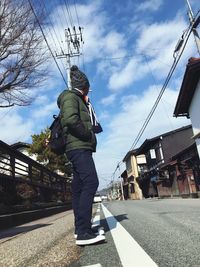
[126,158,132,172]
[150,149,156,159]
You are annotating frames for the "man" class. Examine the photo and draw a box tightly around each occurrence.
[57,65,105,246]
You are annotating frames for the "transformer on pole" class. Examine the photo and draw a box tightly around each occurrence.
[56,26,84,89]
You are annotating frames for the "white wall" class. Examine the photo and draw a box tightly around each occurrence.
[189,79,200,158]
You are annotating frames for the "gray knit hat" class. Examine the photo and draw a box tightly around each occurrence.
[70,65,90,90]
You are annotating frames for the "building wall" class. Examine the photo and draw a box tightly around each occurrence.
[161,126,194,164]
[157,183,172,197]
[177,178,190,195]
[189,79,200,159]
[126,155,143,200]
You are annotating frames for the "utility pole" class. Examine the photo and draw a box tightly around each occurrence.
[119,176,125,201]
[56,26,84,89]
[117,163,124,201]
[186,0,200,55]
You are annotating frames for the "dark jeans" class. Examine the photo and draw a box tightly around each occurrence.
[66,149,99,235]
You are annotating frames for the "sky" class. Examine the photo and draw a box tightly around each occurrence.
[0,0,200,189]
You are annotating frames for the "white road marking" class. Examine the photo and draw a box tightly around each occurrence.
[96,207,100,213]
[102,204,158,267]
[92,204,101,227]
[92,213,100,228]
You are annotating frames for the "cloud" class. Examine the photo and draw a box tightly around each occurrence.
[107,15,191,92]
[98,111,110,121]
[136,17,187,56]
[100,94,116,106]
[0,107,34,144]
[32,101,58,119]
[108,57,149,91]
[95,85,190,189]
[136,0,163,12]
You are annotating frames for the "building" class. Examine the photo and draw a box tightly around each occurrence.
[174,57,200,159]
[136,125,194,198]
[160,142,200,198]
[122,150,146,200]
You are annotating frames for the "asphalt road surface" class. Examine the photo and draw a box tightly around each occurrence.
[1,198,200,267]
[75,198,200,267]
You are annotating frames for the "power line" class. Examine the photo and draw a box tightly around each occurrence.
[59,0,71,28]
[63,0,74,28]
[129,23,193,151]
[28,0,68,87]
[74,0,80,26]
[142,53,175,131]
[110,16,197,183]
[39,0,66,75]
[40,0,64,48]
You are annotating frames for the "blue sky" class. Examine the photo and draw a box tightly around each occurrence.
[0,0,199,189]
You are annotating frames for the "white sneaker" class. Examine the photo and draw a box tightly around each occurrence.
[76,233,105,246]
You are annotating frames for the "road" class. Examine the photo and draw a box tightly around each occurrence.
[75,198,200,267]
[102,198,200,267]
[0,198,200,267]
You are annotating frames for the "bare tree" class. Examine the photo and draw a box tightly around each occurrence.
[0,0,49,107]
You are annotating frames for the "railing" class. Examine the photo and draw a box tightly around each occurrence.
[0,140,71,212]
[0,140,68,190]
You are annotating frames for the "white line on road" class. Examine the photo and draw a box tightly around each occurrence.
[92,204,101,227]
[101,204,158,267]
[96,207,100,213]
[92,214,100,228]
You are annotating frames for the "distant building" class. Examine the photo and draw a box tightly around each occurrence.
[136,125,194,198]
[174,57,200,159]
[11,142,37,161]
[122,150,146,200]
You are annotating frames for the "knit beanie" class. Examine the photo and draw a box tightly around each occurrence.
[70,65,90,90]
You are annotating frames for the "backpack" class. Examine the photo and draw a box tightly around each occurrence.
[48,114,67,155]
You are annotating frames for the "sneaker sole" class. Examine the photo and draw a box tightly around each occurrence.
[76,235,105,245]
[74,228,105,239]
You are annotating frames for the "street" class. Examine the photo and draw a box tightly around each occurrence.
[76,198,200,267]
[1,198,200,267]
[103,198,200,267]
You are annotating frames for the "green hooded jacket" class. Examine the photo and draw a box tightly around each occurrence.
[57,89,97,152]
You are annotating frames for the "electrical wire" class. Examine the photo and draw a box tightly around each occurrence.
[37,1,68,79]
[129,24,193,151]
[110,17,196,183]
[40,0,64,48]
[142,53,175,130]
[74,0,80,26]
[59,0,71,28]
[28,0,68,87]
[63,0,74,28]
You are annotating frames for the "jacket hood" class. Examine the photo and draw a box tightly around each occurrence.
[57,89,83,108]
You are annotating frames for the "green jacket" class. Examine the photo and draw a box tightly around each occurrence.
[57,89,97,152]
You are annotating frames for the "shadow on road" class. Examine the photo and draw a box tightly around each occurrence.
[0,223,51,240]
[99,213,128,234]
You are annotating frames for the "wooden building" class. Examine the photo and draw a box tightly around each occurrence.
[136,125,194,198]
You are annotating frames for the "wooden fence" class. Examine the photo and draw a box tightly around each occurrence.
[0,140,71,207]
